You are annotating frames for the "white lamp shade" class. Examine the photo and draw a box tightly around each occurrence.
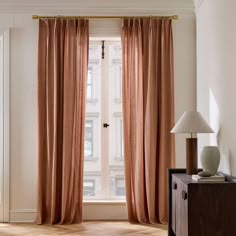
[171,111,214,133]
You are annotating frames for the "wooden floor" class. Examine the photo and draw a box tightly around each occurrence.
[0,221,167,235]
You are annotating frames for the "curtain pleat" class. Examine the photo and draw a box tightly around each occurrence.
[36,18,89,224]
[121,18,175,224]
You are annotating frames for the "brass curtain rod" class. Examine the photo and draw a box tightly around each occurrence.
[32,15,178,20]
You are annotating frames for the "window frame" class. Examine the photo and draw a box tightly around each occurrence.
[84,113,99,161]
[86,57,100,104]
[112,58,122,103]
[84,120,94,158]
[84,39,125,201]
[86,67,93,99]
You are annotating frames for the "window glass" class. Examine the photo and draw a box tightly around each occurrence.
[87,68,92,98]
[84,40,125,200]
[85,120,93,157]
[83,179,95,196]
[115,178,125,196]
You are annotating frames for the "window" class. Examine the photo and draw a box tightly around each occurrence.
[84,120,93,157]
[115,177,125,196]
[83,179,95,196]
[113,60,122,101]
[119,119,123,159]
[118,64,122,99]
[83,40,125,200]
[87,68,92,99]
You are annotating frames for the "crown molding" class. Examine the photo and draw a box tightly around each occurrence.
[194,0,206,13]
[0,8,195,15]
[0,0,195,15]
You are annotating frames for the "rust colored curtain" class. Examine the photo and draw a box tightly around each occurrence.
[121,19,175,224]
[36,18,89,224]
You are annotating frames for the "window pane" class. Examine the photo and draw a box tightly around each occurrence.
[84,41,125,201]
[120,119,123,159]
[87,68,92,98]
[83,180,95,196]
[118,64,122,98]
[84,44,102,200]
[115,178,125,196]
[109,43,125,199]
[85,120,93,157]
[84,182,94,187]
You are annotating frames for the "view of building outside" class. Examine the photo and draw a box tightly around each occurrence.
[83,40,125,200]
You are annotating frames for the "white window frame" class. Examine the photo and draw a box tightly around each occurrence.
[84,120,94,158]
[0,29,10,222]
[113,59,122,103]
[84,39,125,201]
[84,112,100,161]
[86,52,100,104]
[87,67,93,99]
[113,112,123,161]
[101,40,125,200]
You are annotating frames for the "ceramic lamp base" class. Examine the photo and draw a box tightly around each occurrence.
[186,138,198,175]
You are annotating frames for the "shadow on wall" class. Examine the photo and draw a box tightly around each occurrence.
[210,88,231,175]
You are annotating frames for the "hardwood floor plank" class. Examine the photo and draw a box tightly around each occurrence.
[0,221,167,235]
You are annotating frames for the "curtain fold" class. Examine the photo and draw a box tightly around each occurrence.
[36,18,89,224]
[121,18,175,224]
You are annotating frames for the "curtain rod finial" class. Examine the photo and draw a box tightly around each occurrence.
[173,15,179,20]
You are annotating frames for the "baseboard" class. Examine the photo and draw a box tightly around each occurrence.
[10,209,36,223]
[9,203,128,222]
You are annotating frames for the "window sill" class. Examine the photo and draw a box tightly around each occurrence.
[83,200,126,205]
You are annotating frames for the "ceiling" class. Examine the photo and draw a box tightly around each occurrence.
[0,0,195,14]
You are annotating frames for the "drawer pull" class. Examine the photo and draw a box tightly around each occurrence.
[172,182,177,190]
[182,190,188,200]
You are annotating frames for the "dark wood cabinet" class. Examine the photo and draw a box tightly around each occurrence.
[173,174,188,236]
[168,169,236,236]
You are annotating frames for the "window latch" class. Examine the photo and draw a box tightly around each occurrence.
[103,123,110,128]
[102,40,105,59]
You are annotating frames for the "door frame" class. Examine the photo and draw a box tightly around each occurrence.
[0,28,10,222]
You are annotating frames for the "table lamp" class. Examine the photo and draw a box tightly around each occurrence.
[171,111,214,174]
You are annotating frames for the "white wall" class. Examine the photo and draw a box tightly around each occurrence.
[173,15,196,167]
[0,13,196,222]
[196,0,236,175]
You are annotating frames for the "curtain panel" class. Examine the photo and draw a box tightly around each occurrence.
[36,18,89,224]
[121,18,175,224]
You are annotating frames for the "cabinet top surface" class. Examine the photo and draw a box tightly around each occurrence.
[172,173,236,185]
[173,174,195,184]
